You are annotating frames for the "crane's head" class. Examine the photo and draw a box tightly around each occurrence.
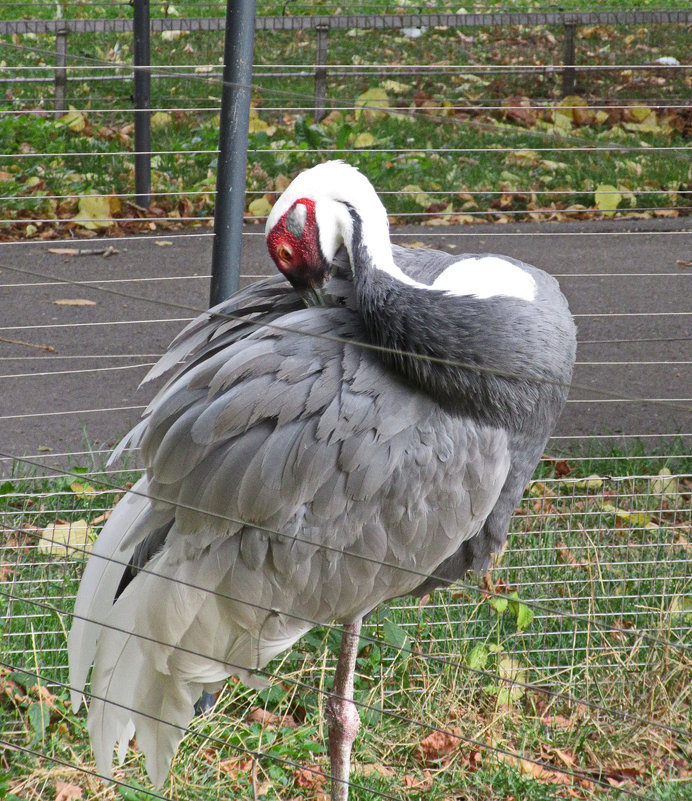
[265,161,389,289]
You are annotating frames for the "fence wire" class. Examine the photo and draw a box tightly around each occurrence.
[1,6,691,800]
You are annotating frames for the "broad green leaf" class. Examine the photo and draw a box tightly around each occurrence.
[508,593,535,631]
[595,184,622,216]
[382,619,408,652]
[652,467,678,502]
[28,702,50,741]
[467,643,488,671]
[489,595,508,614]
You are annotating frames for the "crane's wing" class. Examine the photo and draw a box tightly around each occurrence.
[69,274,511,785]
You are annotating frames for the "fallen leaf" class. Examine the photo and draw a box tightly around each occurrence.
[150,111,172,130]
[72,196,120,230]
[417,727,461,763]
[601,503,658,530]
[155,240,173,247]
[247,196,272,218]
[595,184,622,216]
[355,87,389,120]
[37,519,95,557]
[56,107,86,133]
[293,765,328,791]
[353,132,376,148]
[574,475,604,491]
[53,299,97,307]
[246,706,296,727]
[403,770,434,790]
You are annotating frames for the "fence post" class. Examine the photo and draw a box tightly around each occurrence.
[562,22,577,96]
[133,0,151,208]
[209,0,256,306]
[54,25,68,114]
[314,23,328,122]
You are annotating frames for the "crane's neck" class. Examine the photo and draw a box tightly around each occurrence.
[339,205,554,430]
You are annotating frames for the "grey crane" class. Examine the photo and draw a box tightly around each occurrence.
[68,161,576,799]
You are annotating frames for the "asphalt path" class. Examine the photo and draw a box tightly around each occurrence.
[1,217,690,469]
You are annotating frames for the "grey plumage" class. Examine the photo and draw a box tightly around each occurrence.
[68,163,575,788]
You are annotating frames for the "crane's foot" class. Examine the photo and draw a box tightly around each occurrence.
[326,620,362,801]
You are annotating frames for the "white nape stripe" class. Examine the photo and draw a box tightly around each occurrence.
[375,255,537,302]
[432,256,537,301]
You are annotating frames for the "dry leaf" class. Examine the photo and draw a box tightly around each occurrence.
[155,240,173,247]
[355,87,389,120]
[353,132,376,148]
[72,196,120,230]
[417,727,461,763]
[38,519,95,557]
[594,184,622,216]
[247,196,272,219]
[293,765,328,791]
[247,706,297,727]
[53,299,97,306]
[47,248,81,256]
[55,781,82,801]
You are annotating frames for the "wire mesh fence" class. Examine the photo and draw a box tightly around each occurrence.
[1,3,690,800]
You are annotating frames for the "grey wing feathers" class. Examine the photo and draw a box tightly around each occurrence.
[71,270,517,785]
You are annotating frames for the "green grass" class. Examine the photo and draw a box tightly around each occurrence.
[1,18,690,234]
[1,452,690,800]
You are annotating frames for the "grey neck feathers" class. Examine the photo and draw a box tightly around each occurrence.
[346,208,567,432]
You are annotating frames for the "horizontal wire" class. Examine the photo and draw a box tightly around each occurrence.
[2,188,689,202]
[0,738,172,801]
[3,259,692,414]
[4,581,688,751]
[2,447,689,656]
[2,659,658,801]
[5,145,691,159]
[0,362,154,379]
[3,101,691,114]
[5,208,691,226]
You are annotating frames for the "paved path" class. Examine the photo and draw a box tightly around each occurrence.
[1,217,690,469]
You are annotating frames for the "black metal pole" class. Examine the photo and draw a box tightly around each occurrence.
[54,25,68,114]
[562,22,577,97]
[133,0,151,208]
[209,0,256,306]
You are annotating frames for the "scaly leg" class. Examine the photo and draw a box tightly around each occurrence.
[326,619,362,801]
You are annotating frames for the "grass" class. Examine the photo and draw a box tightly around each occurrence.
[1,4,690,798]
[1,451,690,799]
[1,16,690,236]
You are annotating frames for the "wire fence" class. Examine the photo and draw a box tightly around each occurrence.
[1,4,691,800]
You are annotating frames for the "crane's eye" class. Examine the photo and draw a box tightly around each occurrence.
[277,244,293,263]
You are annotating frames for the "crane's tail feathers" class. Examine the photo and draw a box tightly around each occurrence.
[67,476,170,711]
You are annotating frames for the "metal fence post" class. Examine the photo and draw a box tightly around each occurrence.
[133,0,151,208]
[314,24,328,121]
[54,25,68,114]
[562,22,577,96]
[209,0,256,306]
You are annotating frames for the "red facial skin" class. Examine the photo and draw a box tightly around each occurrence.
[266,198,329,289]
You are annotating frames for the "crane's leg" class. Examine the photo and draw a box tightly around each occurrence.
[326,619,362,801]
